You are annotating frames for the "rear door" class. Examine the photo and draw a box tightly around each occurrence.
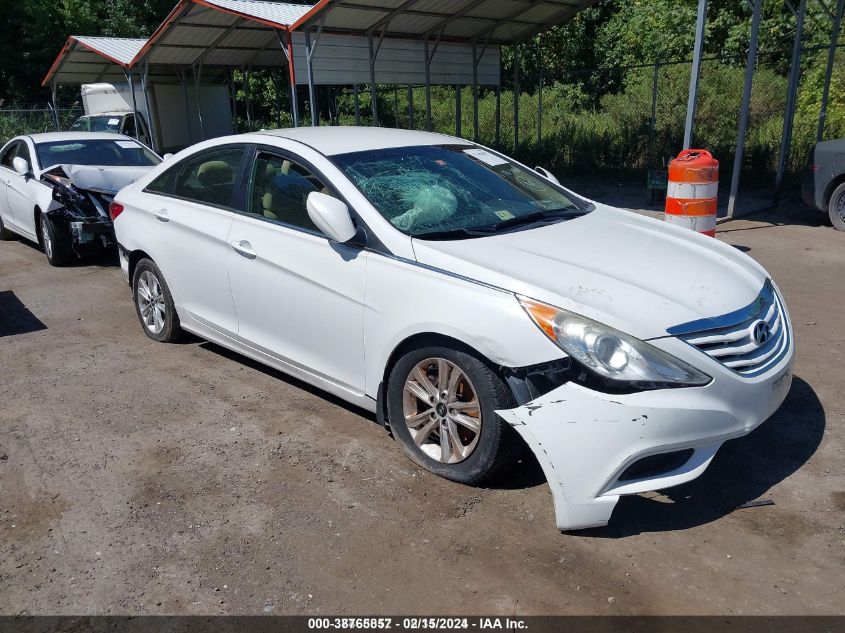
[225,147,367,394]
[141,145,246,337]
[5,141,39,239]
[0,142,19,231]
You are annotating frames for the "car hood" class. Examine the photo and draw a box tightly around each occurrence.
[58,164,154,195]
[411,206,769,340]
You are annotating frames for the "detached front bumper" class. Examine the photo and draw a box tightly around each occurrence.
[496,338,794,531]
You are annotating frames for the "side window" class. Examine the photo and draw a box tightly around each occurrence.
[1,142,19,169]
[123,115,136,139]
[15,142,32,167]
[169,148,244,208]
[246,153,334,233]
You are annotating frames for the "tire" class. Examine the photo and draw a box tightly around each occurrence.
[828,182,845,231]
[132,258,184,343]
[40,212,72,266]
[386,345,517,485]
[0,215,15,240]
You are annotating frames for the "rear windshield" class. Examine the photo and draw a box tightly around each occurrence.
[70,115,123,133]
[331,144,590,238]
[35,139,160,170]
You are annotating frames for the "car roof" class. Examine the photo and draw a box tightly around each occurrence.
[257,126,471,156]
[26,131,132,143]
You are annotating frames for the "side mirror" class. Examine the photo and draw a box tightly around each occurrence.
[307,191,357,243]
[162,153,174,161]
[535,166,560,186]
[12,157,30,177]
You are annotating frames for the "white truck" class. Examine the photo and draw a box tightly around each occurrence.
[72,82,234,155]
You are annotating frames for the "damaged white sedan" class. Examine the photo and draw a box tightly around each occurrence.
[0,132,160,265]
[113,127,794,531]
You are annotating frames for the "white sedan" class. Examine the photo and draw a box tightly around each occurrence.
[0,132,160,265]
[112,127,794,531]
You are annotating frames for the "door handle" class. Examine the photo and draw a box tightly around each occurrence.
[153,208,169,222]
[229,239,257,259]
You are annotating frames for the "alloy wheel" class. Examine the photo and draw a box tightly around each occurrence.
[137,270,166,335]
[41,215,52,260]
[402,358,482,464]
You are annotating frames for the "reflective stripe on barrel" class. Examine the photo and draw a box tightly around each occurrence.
[665,149,718,238]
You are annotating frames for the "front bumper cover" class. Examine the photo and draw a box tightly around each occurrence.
[496,338,794,532]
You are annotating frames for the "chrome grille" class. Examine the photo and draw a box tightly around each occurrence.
[668,280,790,377]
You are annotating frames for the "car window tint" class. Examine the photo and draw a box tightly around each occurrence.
[172,149,244,208]
[0,142,18,169]
[15,142,32,166]
[247,153,331,232]
[146,168,175,195]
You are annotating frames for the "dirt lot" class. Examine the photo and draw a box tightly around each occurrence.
[1,202,843,615]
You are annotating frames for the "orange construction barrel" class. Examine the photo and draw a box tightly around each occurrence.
[665,149,719,237]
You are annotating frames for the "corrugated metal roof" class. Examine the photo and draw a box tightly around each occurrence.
[43,36,147,86]
[74,37,147,65]
[201,0,313,27]
[290,0,600,44]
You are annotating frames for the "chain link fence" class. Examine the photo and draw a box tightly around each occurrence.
[0,105,84,143]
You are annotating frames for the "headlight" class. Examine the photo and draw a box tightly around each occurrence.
[519,296,711,389]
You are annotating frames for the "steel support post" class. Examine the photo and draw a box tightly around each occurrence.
[495,83,501,147]
[304,29,318,126]
[127,70,139,140]
[277,30,299,127]
[242,67,252,129]
[51,80,59,131]
[513,47,520,150]
[649,62,660,166]
[351,84,359,125]
[140,62,159,152]
[537,63,543,144]
[774,0,807,202]
[455,84,462,137]
[194,63,205,140]
[683,0,708,148]
[369,35,379,126]
[727,0,763,219]
[472,43,479,141]
[424,40,433,131]
[818,0,845,141]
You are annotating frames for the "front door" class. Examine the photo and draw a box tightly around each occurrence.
[226,150,367,394]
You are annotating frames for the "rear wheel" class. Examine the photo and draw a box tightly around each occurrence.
[40,212,72,266]
[132,258,184,343]
[829,182,845,231]
[386,346,516,485]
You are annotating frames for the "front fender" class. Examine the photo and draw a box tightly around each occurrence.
[363,253,563,398]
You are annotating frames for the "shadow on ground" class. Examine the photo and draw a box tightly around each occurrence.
[16,236,119,268]
[585,375,825,537]
[0,290,47,337]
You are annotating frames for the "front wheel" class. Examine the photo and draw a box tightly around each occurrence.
[829,182,845,231]
[386,346,517,485]
[40,213,72,266]
[132,258,184,343]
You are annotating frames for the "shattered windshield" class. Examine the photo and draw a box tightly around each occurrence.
[331,144,591,238]
[35,139,160,170]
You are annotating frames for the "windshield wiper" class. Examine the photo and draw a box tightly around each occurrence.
[411,227,494,240]
[488,207,585,232]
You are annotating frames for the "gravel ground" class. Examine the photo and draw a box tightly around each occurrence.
[0,202,843,615]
